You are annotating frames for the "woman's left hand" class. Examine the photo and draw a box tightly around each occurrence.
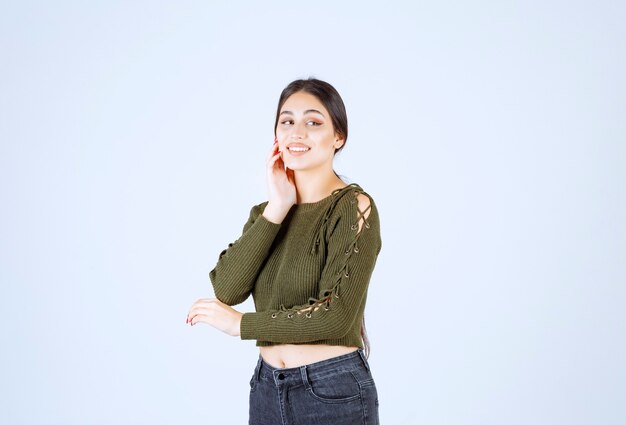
[186,298,243,337]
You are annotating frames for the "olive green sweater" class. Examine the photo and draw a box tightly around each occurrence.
[209,183,382,348]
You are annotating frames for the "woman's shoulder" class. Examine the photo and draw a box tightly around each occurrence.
[329,183,380,228]
[334,183,378,209]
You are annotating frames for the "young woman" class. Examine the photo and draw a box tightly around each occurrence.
[186,78,382,424]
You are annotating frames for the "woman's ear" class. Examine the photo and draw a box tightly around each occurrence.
[334,137,345,150]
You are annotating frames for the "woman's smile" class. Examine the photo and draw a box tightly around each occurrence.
[286,142,311,155]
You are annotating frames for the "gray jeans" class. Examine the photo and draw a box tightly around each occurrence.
[249,349,379,425]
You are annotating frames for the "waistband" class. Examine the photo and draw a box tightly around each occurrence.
[253,349,370,388]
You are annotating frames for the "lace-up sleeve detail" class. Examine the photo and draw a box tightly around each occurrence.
[209,202,281,306]
[240,189,382,344]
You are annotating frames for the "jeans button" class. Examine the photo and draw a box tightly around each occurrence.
[278,373,285,380]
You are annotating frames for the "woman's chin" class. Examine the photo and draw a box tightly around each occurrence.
[283,160,305,171]
[283,159,327,173]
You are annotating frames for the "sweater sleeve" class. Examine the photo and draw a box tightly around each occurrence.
[240,193,382,343]
[209,202,281,306]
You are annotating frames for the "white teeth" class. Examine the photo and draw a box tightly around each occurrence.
[288,147,310,152]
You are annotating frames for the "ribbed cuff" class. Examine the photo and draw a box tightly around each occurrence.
[249,214,281,240]
[240,312,265,340]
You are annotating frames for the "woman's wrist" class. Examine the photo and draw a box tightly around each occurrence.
[262,201,291,224]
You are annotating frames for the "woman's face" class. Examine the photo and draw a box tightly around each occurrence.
[275,91,344,173]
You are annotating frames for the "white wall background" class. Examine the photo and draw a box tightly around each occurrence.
[1,1,624,424]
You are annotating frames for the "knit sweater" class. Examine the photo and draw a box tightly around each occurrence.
[209,183,382,348]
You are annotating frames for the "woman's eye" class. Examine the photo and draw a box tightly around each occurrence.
[280,120,321,126]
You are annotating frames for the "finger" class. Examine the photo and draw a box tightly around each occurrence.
[190,313,219,327]
[266,141,279,161]
[188,299,220,315]
[275,154,286,170]
[267,151,284,170]
[266,144,275,162]
[266,141,280,162]
[188,307,214,325]
[187,299,218,319]
[189,314,207,326]
[189,301,227,325]
[187,298,209,315]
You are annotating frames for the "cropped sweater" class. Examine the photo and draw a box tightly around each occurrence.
[209,183,382,348]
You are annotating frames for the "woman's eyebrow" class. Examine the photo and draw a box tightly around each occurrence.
[279,109,325,117]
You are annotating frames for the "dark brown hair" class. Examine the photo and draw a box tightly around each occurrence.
[274,77,348,153]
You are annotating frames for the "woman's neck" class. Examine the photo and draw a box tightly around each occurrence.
[293,169,346,204]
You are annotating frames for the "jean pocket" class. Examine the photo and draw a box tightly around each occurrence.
[306,370,361,404]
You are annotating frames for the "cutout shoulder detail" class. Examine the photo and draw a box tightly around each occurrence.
[355,192,372,234]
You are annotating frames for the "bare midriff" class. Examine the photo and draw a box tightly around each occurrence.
[259,344,359,369]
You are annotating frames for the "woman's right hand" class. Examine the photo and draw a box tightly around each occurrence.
[262,139,296,224]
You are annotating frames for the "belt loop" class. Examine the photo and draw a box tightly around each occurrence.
[357,349,370,372]
[300,366,311,390]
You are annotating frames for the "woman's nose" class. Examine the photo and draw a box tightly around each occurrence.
[290,121,306,139]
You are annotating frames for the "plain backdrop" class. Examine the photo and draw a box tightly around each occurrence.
[1,1,625,424]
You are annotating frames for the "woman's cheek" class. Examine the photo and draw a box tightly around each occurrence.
[275,131,287,144]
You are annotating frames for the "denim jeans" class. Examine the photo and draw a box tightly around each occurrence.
[249,349,379,425]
